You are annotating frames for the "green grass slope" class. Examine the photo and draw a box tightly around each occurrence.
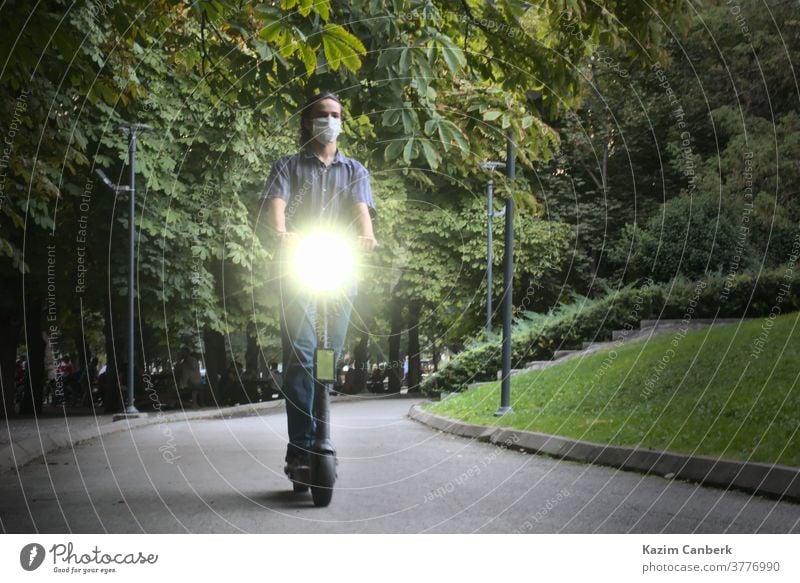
[425,312,800,466]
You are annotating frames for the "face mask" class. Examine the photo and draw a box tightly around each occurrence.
[311,116,342,144]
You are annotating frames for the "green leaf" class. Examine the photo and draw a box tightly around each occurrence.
[321,24,366,72]
[314,0,331,21]
[434,34,465,74]
[401,108,418,134]
[298,42,317,75]
[440,120,470,153]
[483,110,502,121]
[321,31,343,67]
[399,48,410,75]
[254,5,281,18]
[419,138,441,170]
[384,140,404,161]
[298,0,313,17]
[414,49,433,81]
[383,109,401,126]
[403,137,415,164]
[424,118,438,135]
[437,123,450,152]
[503,0,528,18]
[441,46,463,74]
[377,48,398,69]
[277,30,296,57]
[259,21,283,43]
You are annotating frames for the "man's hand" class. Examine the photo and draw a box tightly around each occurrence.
[357,235,378,251]
[277,231,298,246]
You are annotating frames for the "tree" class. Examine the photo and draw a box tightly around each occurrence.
[534,0,799,287]
[612,0,800,283]
[357,173,572,372]
[0,0,690,414]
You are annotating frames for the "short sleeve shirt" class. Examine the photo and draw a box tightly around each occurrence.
[261,147,374,234]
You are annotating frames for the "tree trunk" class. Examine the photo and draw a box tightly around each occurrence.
[349,334,368,394]
[0,314,21,419]
[203,257,228,402]
[245,326,259,378]
[431,334,440,372]
[103,295,123,414]
[407,300,422,391]
[387,295,403,393]
[20,296,45,415]
[203,328,226,404]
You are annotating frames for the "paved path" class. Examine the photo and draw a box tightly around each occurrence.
[1,397,798,533]
[0,407,112,449]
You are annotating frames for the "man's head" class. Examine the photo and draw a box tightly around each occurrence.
[299,91,343,148]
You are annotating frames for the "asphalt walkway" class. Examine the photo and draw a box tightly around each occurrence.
[2,397,798,533]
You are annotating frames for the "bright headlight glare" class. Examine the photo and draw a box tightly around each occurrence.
[290,231,356,293]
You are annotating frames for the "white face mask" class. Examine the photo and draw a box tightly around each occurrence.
[311,116,342,144]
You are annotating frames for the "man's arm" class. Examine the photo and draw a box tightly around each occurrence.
[354,202,377,250]
[268,197,288,234]
[354,202,374,238]
[350,161,377,250]
[259,155,293,241]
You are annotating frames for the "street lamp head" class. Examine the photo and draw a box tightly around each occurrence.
[94,168,131,192]
[480,161,506,172]
[120,123,153,136]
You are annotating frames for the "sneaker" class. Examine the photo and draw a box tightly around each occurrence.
[284,451,311,476]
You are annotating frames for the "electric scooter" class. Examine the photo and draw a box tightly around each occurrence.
[285,299,338,507]
[283,231,358,507]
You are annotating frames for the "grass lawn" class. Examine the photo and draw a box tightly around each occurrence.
[425,311,800,467]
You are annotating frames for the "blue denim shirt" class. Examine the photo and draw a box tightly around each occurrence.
[261,147,374,234]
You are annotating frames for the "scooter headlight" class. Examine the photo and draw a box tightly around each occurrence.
[289,231,356,294]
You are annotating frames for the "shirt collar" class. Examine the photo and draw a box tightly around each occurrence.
[300,146,345,165]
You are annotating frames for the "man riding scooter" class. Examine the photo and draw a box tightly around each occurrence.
[261,91,377,483]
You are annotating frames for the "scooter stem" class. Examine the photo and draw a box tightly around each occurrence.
[313,297,335,454]
[313,379,334,451]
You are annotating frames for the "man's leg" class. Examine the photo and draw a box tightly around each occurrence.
[280,291,317,461]
[327,296,354,372]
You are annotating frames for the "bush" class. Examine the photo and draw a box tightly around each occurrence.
[422,268,798,397]
[619,192,745,283]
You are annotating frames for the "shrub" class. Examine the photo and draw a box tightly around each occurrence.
[620,192,745,283]
[422,268,798,397]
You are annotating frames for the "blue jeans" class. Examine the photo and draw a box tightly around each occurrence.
[280,290,352,459]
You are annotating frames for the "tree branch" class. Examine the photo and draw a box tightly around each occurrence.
[201,12,208,77]
[196,11,245,111]
[576,158,604,190]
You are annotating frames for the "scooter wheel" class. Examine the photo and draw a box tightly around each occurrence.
[293,483,309,493]
[310,453,336,507]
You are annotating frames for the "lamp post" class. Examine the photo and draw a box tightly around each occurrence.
[479,161,506,334]
[96,122,152,419]
[496,131,516,416]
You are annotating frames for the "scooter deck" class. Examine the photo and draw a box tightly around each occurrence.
[285,463,313,486]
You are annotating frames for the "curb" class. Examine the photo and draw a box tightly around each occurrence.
[0,393,378,475]
[408,404,800,503]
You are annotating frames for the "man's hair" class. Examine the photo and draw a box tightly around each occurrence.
[299,91,343,148]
